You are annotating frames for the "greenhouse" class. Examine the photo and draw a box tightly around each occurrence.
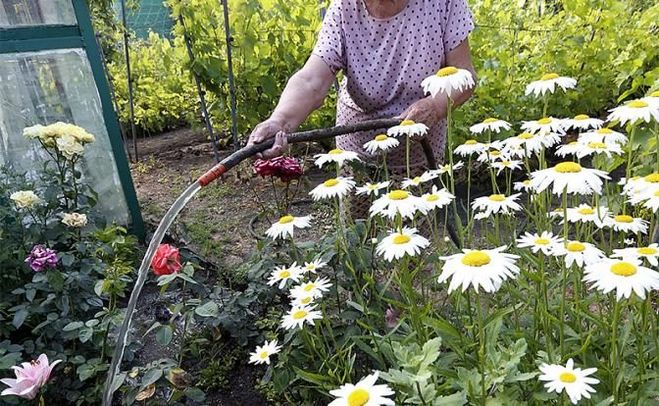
[0,0,658,405]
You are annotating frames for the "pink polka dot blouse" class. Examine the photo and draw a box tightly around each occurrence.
[312,0,474,169]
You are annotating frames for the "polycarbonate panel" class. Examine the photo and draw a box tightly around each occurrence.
[0,48,129,224]
[0,0,76,27]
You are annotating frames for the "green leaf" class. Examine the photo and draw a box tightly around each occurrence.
[195,301,219,317]
[156,325,173,346]
[63,321,84,332]
[141,368,163,389]
[12,309,28,329]
[79,327,94,343]
[292,367,332,385]
[184,387,206,401]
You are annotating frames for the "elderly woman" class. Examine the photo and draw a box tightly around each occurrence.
[248,0,476,172]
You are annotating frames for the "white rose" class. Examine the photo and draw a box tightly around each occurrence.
[61,212,88,228]
[10,190,41,209]
[56,134,84,159]
[23,124,45,140]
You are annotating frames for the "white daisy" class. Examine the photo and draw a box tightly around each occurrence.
[289,277,332,298]
[552,241,605,268]
[430,161,464,176]
[607,99,659,126]
[565,204,610,227]
[421,66,475,98]
[472,193,522,219]
[516,231,563,256]
[290,291,316,307]
[369,189,427,220]
[421,185,454,210]
[267,263,304,289]
[363,134,400,154]
[314,148,360,168]
[513,179,532,192]
[641,90,659,108]
[525,73,577,97]
[622,173,659,198]
[248,340,281,365]
[501,143,531,159]
[438,246,520,293]
[563,114,603,131]
[376,227,430,262]
[555,142,582,158]
[355,181,390,197]
[401,171,438,189]
[280,305,323,330]
[469,118,511,134]
[328,372,395,406]
[309,177,356,200]
[264,214,311,240]
[583,258,659,301]
[504,132,545,155]
[579,127,628,146]
[491,159,522,175]
[387,120,428,138]
[454,139,487,157]
[521,117,566,135]
[529,162,609,195]
[641,189,659,212]
[612,244,659,267]
[605,214,648,234]
[477,148,505,163]
[538,358,598,405]
[303,258,327,274]
[574,141,623,159]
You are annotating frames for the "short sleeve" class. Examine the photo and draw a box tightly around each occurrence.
[312,0,345,74]
[442,0,474,52]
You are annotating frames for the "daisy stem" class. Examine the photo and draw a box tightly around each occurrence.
[623,125,637,214]
[654,121,659,172]
[559,263,568,359]
[467,155,472,241]
[382,152,389,183]
[610,299,623,402]
[635,298,648,403]
[562,189,569,242]
[406,136,411,179]
[539,258,554,362]
[475,294,487,405]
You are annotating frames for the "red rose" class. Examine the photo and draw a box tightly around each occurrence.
[253,157,303,182]
[151,244,182,276]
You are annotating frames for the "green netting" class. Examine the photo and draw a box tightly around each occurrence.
[113,0,173,39]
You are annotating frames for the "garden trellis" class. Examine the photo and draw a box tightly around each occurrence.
[0,0,144,237]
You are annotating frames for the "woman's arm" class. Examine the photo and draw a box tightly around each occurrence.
[401,38,476,128]
[248,55,336,158]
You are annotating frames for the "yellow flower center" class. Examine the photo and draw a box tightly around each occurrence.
[465,139,478,145]
[535,238,551,245]
[347,388,370,406]
[412,176,421,184]
[518,132,534,139]
[610,261,637,277]
[598,128,613,134]
[436,66,458,77]
[541,73,560,81]
[644,173,659,183]
[292,310,308,320]
[523,180,530,185]
[304,284,315,292]
[567,242,586,252]
[401,119,416,126]
[650,91,659,97]
[568,141,578,145]
[554,162,582,173]
[374,134,388,141]
[489,194,506,202]
[301,296,312,304]
[614,215,633,223]
[578,207,595,215]
[655,190,659,197]
[279,215,294,224]
[587,142,607,149]
[627,100,648,108]
[393,234,411,244]
[461,251,491,267]
[638,247,657,255]
[490,150,501,157]
[328,148,343,155]
[537,117,552,125]
[389,190,409,200]
[574,114,589,120]
[260,351,269,359]
[426,194,440,202]
[559,372,577,383]
[279,270,291,279]
[483,118,498,123]
[366,184,378,190]
[324,178,339,187]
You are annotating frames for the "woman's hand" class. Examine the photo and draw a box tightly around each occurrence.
[398,96,447,132]
[247,118,289,159]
